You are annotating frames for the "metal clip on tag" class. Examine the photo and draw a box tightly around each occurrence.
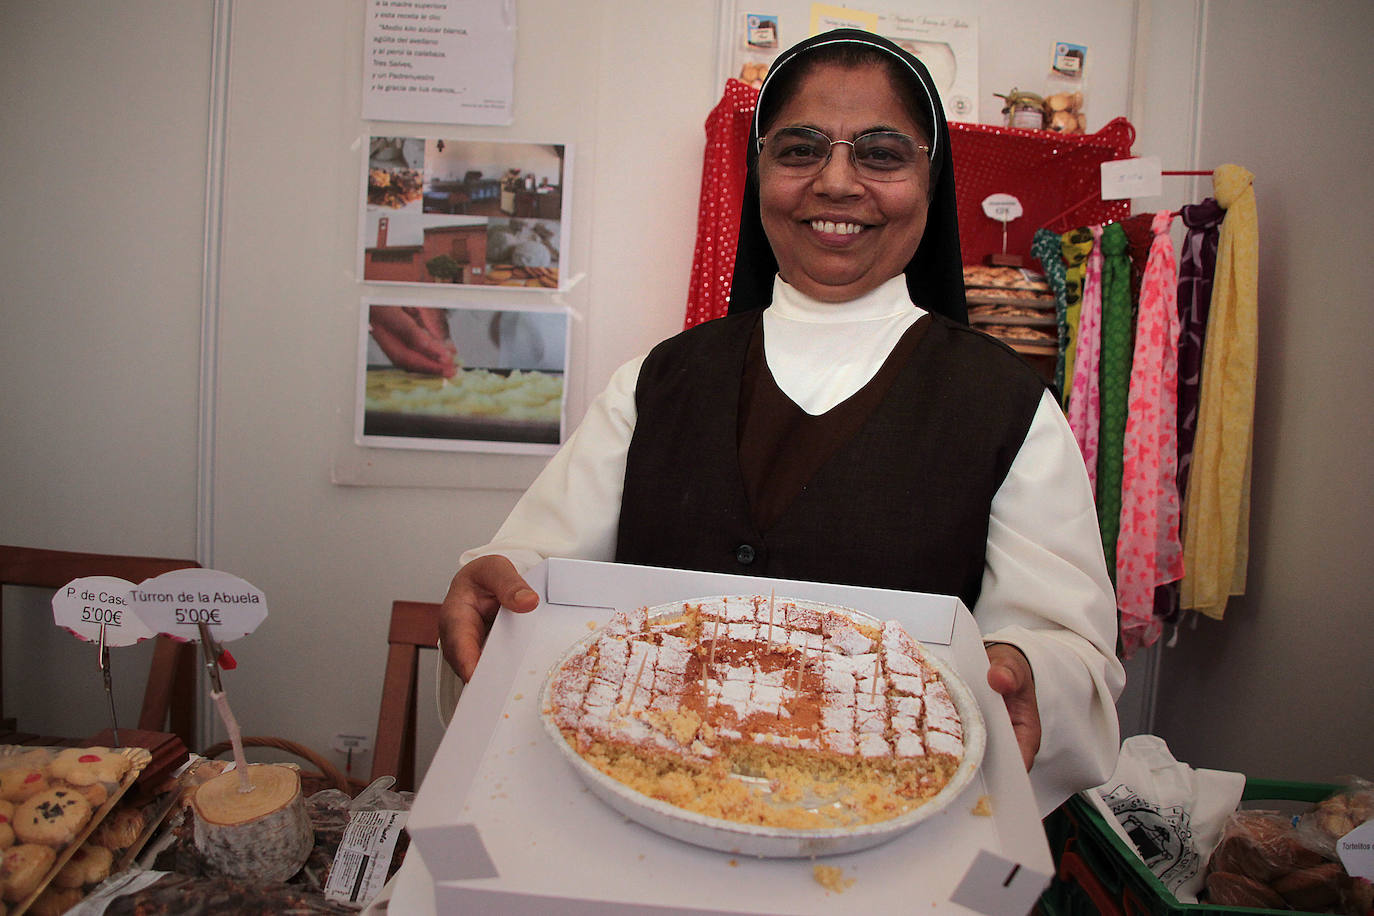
[198,621,226,693]
[98,622,120,746]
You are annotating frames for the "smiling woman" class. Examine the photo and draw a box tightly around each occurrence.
[443,29,1126,816]
[756,61,933,303]
[730,31,963,322]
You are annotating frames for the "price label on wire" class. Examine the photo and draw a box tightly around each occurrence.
[51,576,157,645]
[981,193,1024,223]
[129,568,268,641]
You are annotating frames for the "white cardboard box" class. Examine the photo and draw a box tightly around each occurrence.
[395,559,1052,914]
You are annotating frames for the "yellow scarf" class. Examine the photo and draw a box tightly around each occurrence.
[1180,164,1258,619]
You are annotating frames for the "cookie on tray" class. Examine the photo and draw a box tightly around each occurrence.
[29,885,84,916]
[14,788,93,847]
[1,843,57,903]
[91,805,144,852]
[50,748,130,788]
[52,779,107,809]
[0,766,50,804]
[53,842,113,889]
[0,799,13,849]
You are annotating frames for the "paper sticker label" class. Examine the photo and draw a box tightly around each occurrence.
[809,3,879,35]
[1338,819,1374,880]
[1053,42,1087,77]
[129,568,268,641]
[981,193,1023,223]
[745,14,779,49]
[51,576,156,646]
[1101,156,1163,200]
[324,809,409,907]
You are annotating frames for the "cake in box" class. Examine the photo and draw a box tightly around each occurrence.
[543,595,968,830]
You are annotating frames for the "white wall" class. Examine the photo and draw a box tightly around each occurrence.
[203,0,717,774]
[1148,0,1374,782]
[4,0,1370,789]
[0,3,210,735]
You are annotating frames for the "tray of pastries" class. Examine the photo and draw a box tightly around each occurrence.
[0,745,152,914]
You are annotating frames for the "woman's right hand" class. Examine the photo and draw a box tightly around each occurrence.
[439,555,540,681]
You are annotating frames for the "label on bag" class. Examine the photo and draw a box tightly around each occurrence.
[1338,819,1374,880]
[325,809,410,907]
[51,576,157,645]
[129,568,268,640]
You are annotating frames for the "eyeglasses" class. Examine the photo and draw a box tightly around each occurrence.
[757,126,931,182]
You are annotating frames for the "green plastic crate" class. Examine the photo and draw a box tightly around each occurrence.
[1036,778,1340,916]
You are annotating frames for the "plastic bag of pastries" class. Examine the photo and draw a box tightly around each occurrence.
[1205,804,1373,914]
[1297,776,1374,860]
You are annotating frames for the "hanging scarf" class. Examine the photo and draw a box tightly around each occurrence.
[1032,227,1070,397]
[1117,210,1184,655]
[728,29,966,322]
[1154,197,1224,624]
[1059,227,1095,408]
[1068,225,1104,492]
[1181,165,1258,620]
[1172,198,1225,519]
[685,79,758,329]
[1096,222,1132,578]
[1120,212,1155,305]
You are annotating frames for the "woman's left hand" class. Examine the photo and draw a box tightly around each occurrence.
[985,643,1041,771]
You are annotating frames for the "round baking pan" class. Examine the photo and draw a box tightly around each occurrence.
[539,596,986,858]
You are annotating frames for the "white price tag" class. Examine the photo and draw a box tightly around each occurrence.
[1338,819,1374,880]
[1101,156,1163,200]
[51,576,156,646]
[981,193,1023,223]
[129,568,268,641]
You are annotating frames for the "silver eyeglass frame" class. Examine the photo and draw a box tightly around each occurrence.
[756,127,933,181]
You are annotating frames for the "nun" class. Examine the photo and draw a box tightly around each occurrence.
[439,29,1124,813]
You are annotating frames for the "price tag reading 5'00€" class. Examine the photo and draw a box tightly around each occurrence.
[51,576,157,646]
[130,568,268,641]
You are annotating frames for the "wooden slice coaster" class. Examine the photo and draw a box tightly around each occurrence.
[191,764,313,882]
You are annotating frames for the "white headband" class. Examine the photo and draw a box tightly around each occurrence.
[752,36,942,164]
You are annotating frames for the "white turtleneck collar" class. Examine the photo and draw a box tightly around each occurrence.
[768,274,928,323]
[762,275,929,415]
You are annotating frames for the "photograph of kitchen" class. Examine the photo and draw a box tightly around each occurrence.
[362,137,568,288]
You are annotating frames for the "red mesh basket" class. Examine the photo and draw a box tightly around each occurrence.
[951,118,1136,265]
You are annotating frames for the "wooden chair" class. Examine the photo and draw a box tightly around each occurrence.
[371,599,441,792]
[0,544,201,747]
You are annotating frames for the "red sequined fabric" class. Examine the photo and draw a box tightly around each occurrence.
[684,79,758,330]
[950,118,1135,265]
[682,79,1136,329]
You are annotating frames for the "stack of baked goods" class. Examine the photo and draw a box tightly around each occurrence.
[543,596,980,840]
[963,265,1058,356]
[0,745,149,914]
[1204,781,1374,913]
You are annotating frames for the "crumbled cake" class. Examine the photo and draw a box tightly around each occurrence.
[812,863,856,892]
[545,596,964,829]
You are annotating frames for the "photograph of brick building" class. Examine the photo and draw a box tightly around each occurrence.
[361,136,568,288]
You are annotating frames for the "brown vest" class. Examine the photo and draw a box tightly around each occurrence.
[614,310,1045,608]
